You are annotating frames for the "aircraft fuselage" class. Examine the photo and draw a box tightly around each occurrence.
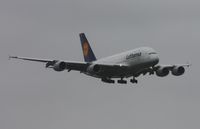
[85,47,159,78]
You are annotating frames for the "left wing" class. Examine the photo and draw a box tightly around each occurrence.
[9,56,129,77]
[9,56,89,72]
[136,63,191,77]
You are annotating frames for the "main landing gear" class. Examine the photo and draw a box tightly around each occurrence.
[101,77,138,84]
[101,78,115,84]
[117,78,127,84]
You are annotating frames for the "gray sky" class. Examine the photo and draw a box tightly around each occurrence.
[0,0,200,129]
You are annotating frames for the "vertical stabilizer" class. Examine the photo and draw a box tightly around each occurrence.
[79,33,97,62]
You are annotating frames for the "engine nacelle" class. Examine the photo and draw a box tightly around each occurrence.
[156,67,169,77]
[53,61,66,71]
[87,64,101,73]
[171,66,185,76]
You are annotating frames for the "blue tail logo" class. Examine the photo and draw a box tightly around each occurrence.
[79,33,97,62]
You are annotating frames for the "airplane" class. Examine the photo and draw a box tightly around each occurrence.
[9,33,190,84]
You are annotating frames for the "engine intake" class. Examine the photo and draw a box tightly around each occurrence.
[53,61,66,71]
[156,67,169,77]
[171,66,185,76]
[87,64,101,73]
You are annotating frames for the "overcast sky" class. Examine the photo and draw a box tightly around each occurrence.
[0,0,200,129]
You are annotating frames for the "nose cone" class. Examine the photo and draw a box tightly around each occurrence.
[145,47,159,66]
[152,54,159,65]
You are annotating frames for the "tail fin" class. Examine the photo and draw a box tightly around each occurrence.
[79,33,97,62]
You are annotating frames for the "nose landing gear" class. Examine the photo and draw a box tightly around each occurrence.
[149,67,155,75]
[130,77,138,84]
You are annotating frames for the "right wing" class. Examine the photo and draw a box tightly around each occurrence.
[9,56,89,72]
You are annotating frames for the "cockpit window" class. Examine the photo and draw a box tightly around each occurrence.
[149,52,157,55]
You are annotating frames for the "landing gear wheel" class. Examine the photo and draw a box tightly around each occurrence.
[117,79,127,84]
[109,80,115,84]
[101,78,115,84]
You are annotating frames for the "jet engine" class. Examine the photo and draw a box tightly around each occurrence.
[87,64,101,73]
[53,61,66,71]
[156,67,169,77]
[171,66,185,76]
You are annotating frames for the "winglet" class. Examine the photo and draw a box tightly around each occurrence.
[8,55,18,60]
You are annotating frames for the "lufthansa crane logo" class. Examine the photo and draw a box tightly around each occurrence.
[83,42,89,56]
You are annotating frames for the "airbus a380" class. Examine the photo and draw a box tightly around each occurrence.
[10,33,190,84]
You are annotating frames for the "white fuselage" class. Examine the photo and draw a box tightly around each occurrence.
[86,47,159,78]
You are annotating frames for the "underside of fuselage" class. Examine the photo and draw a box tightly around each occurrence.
[84,54,159,79]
